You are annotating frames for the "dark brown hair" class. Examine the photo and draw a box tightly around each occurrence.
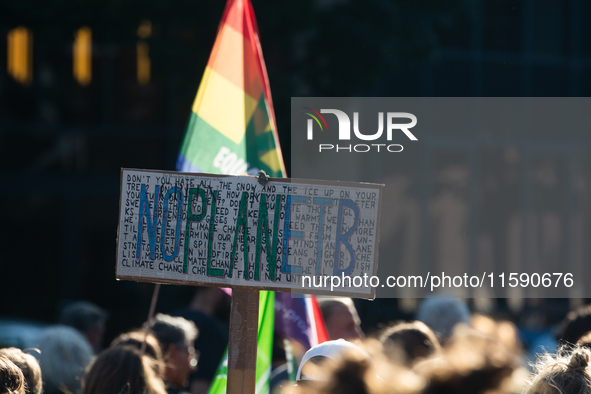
[110,330,164,376]
[83,346,166,394]
[557,304,591,345]
[380,321,441,367]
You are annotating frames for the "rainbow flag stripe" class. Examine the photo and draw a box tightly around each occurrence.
[177,0,286,177]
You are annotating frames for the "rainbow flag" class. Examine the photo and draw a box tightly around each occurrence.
[177,0,286,178]
[177,1,285,393]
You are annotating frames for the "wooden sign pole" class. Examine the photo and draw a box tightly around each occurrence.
[227,288,260,394]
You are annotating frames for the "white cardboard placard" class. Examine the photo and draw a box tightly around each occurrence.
[116,169,382,298]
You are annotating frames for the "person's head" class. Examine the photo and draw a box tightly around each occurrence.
[526,346,591,394]
[110,330,165,377]
[149,314,198,388]
[296,339,371,384]
[59,301,108,353]
[416,297,470,343]
[0,355,25,394]
[577,331,591,350]
[294,339,422,394]
[0,348,42,394]
[556,304,591,345]
[379,321,441,367]
[416,326,518,394]
[82,346,166,394]
[319,298,364,341]
[471,314,522,357]
[297,351,374,394]
[190,286,231,321]
[36,325,93,394]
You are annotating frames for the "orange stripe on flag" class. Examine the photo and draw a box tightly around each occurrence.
[207,23,263,101]
[218,0,279,130]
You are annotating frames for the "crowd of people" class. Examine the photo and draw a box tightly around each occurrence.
[3,294,591,394]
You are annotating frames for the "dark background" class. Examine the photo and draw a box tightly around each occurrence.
[1,0,590,342]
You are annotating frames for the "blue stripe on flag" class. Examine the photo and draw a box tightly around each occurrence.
[176,154,204,173]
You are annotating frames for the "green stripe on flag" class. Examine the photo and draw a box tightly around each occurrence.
[180,110,282,177]
[180,112,241,173]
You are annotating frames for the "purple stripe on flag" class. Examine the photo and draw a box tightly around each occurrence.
[274,292,312,349]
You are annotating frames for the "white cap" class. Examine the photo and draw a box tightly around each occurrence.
[295,339,371,382]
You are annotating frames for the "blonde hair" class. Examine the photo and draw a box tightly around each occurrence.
[0,355,25,394]
[416,326,518,394]
[0,349,42,394]
[526,346,591,394]
[292,339,424,394]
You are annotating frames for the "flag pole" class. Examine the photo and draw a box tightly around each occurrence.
[227,288,260,394]
[140,283,161,355]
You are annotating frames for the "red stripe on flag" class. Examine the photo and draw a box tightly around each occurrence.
[209,0,286,176]
[221,0,244,35]
[218,0,242,34]
[311,296,329,344]
[243,0,286,176]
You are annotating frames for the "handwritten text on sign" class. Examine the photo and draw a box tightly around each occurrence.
[116,169,382,297]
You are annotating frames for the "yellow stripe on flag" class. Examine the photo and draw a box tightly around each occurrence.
[251,106,271,136]
[259,149,282,173]
[192,66,258,144]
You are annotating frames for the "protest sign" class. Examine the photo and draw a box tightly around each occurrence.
[116,168,382,298]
